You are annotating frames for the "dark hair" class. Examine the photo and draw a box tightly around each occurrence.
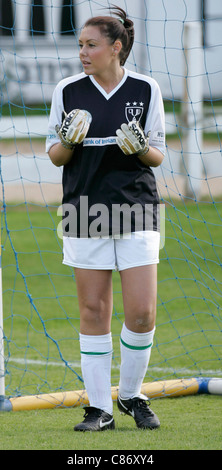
[83,5,134,66]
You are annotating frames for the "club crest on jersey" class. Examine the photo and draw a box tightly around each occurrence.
[125,102,144,123]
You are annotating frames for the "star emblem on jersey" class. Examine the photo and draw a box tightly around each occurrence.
[125,101,144,123]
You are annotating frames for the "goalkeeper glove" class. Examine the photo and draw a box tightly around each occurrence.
[55,109,92,149]
[116,121,150,156]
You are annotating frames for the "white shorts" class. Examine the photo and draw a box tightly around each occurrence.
[63,231,160,271]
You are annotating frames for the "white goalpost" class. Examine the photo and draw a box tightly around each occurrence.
[0,228,11,410]
[0,242,5,397]
[182,21,204,198]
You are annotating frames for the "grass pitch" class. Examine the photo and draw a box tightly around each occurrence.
[0,395,221,450]
[0,200,221,450]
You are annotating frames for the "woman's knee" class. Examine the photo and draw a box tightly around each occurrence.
[80,298,112,334]
[126,302,156,332]
[81,299,107,323]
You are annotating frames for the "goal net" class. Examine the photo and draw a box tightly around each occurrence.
[0,0,221,405]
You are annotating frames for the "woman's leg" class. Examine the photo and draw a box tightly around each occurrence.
[117,264,160,429]
[119,264,157,399]
[120,264,157,333]
[75,268,113,335]
[74,268,114,415]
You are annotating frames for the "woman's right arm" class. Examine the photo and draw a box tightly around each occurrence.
[48,142,74,167]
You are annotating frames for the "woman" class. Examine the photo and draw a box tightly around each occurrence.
[46,6,165,432]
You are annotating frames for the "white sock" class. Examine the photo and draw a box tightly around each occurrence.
[119,323,155,399]
[80,333,113,415]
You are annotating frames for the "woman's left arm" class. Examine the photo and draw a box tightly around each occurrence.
[137,146,164,168]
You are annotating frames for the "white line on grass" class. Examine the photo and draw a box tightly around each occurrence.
[6,357,222,376]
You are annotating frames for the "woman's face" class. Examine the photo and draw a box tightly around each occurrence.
[79,26,121,77]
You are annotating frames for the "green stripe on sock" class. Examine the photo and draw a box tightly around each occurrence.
[120,338,152,350]
[80,350,112,356]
